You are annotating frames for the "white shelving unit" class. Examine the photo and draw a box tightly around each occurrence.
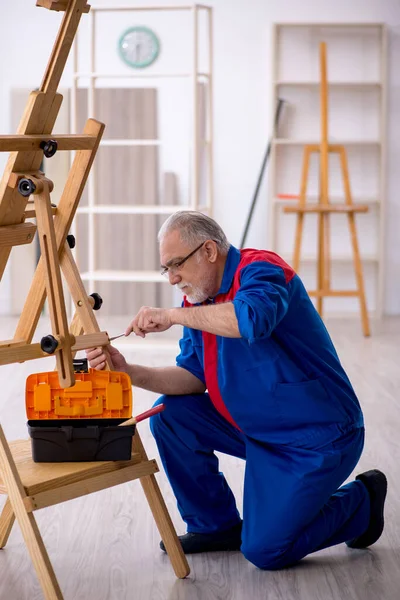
[268,23,387,318]
[70,4,213,303]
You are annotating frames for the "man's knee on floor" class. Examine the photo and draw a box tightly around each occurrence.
[242,541,296,571]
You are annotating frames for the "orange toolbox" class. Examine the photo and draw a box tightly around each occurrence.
[26,358,135,462]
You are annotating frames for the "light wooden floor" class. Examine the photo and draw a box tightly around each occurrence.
[0,316,399,600]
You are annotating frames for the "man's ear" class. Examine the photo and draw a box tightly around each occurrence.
[204,240,218,263]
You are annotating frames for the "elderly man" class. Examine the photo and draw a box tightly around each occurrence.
[86,210,387,570]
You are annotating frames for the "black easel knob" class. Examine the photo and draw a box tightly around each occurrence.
[18,178,36,197]
[90,293,103,311]
[40,139,58,158]
[40,335,58,354]
[66,234,76,249]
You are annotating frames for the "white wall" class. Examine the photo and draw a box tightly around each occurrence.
[0,0,399,314]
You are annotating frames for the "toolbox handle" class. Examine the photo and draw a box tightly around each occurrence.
[60,425,101,441]
[60,426,73,442]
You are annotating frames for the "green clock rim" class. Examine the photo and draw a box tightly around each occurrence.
[118,26,160,69]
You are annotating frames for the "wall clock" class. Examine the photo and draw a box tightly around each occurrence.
[118,26,160,69]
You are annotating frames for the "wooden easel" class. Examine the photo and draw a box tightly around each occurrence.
[283,42,370,337]
[0,1,189,597]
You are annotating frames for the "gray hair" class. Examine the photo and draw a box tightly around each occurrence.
[158,211,230,254]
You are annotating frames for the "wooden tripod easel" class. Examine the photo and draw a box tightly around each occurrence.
[0,2,189,597]
[283,42,370,336]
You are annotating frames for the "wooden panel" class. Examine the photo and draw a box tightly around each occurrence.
[198,81,207,206]
[157,172,178,309]
[76,88,160,316]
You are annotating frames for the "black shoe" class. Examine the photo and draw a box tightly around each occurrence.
[160,520,242,554]
[346,469,387,549]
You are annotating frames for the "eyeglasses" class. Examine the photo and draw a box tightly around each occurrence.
[160,242,206,277]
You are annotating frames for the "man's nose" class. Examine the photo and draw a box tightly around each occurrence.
[168,270,181,285]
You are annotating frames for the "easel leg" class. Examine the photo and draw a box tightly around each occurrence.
[339,148,370,337]
[61,244,101,335]
[292,212,303,272]
[132,432,190,579]
[317,212,325,317]
[348,211,370,336]
[0,499,15,548]
[317,145,328,318]
[34,184,74,387]
[318,43,330,317]
[54,289,94,368]
[0,426,63,599]
[293,146,311,272]
[60,244,113,368]
[323,212,331,291]
[67,291,95,361]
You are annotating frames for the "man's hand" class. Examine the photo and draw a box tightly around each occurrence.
[125,306,173,338]
[85,345,128,372]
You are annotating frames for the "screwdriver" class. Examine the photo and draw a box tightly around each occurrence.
[109,328,145,342]
[108,333,126,342]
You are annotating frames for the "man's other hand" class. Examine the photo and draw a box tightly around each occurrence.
[85,345,128,372]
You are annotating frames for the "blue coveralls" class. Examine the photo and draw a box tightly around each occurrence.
[150,246,370,570]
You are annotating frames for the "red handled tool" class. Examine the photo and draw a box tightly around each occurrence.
[119,403,165,427]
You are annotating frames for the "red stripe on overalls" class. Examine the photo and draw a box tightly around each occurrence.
[202,330,240,429]
[197,250,295,428]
